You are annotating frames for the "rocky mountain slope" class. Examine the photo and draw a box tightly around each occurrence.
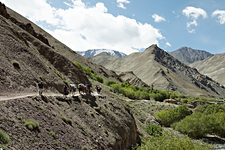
[170,47,213,64]
[0,2,139,149]
[190,53,225,86]
[78,49,126,58]
[90,52,119,67]
[0,94,139,150]
[92,44,225,97]
[118,71,149,87]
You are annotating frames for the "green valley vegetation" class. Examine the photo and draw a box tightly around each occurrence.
[145,123,163,137]
[173,104,225,138]
[107,81,183,101]
[154,105,192,127]
[137,131,211,150]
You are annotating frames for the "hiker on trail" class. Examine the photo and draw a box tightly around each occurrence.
[63,84,69,97]
[69,83,77,96]
[37,81,44,96]
[95,85,102,94]
[86,83,92,95]
[78,83,86,95]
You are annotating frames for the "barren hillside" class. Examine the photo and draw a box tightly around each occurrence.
[0,2,140,149]
[92,44,225,97]
[191,53,225,86]
[170,47,213,64]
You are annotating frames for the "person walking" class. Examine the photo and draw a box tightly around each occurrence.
[37,81,44,96]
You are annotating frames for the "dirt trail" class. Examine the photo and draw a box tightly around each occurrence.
[0,92,101,102]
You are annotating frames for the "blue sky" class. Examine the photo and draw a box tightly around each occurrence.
[1,0,225,54]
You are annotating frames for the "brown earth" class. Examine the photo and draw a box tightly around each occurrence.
[0,94,139,150]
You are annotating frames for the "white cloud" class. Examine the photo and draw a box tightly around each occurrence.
[166,42,171,47]
[116,0,130,9]
[212,10,225,24]
[182,6,207,33]
[152,14,166,23]
[1,0,165,54]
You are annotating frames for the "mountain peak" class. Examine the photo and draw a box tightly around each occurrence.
[143,44,167,59]
[78,49,126,58]
[170,47,213,64]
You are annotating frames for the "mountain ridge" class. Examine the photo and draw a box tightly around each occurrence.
[91,44,225,97]
[78,49,126,58]
[170,47,213,64]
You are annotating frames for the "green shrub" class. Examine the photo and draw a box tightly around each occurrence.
[91,74,104,83]
[106,81,116,86]
[80,146,88,150]
[74,61,104,83]
[145,124,162,137]
[48,131,57,139]
[195,104,225,114]
[24,119,39,131]
[155,105,192,127]
[73,61,93,76]
[108,82,183,101]
[0,129,10,145]
[137,132,211,150]
[62,117,72,126]
[173,112,207,138]
[173,112,225,138]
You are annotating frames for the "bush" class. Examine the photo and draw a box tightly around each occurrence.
[173,112,225,138]
[106,81,116,86]
[137,132,211,150]
[195,104,225,114]
[108,82,183,101]
[0,129,10,145]
[155,106,192,127]
[24,119,39,131]
[145,124,162,137]
[62,117,72,126]
[91,74,104,83]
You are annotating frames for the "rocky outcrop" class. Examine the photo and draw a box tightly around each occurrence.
[0,2,9,19]
[0,2,50,46]
[119,71,148,87]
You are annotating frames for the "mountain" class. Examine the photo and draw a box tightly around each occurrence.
[78,49,126,58]
[170,47,213,64]
[90,52,119,66]
[91,44,225,97]
[0,2,139,149]
[190,53,225,86]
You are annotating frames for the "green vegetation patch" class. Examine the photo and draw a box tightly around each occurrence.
[73,61,104,83]
[137,132,211,150]
[24,119,39,131]
[145,124,163,137]
[0,129,10,145]
[108,82,182,101]
[62,117,72,126]
[173,104,225,138]
[155,105,192,127]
